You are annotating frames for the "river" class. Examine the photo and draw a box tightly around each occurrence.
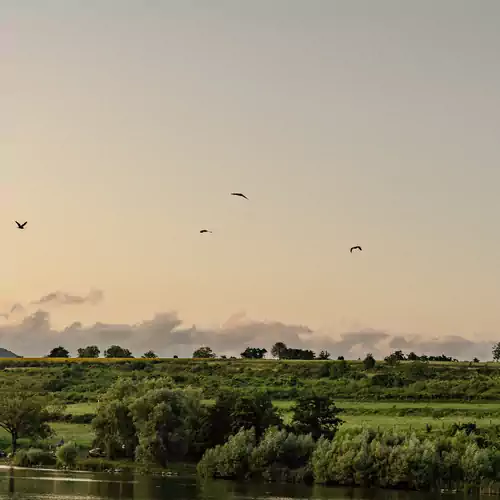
[0,466,474,499]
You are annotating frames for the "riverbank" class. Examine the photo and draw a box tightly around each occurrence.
[0,459,190,476]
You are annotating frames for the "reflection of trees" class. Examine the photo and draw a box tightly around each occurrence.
[8,468,14,496]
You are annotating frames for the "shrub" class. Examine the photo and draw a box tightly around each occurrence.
[248,427,316,482]
[13,448,57,467]
[13,450,30,467]
[197,428,255,479]
[76,458,121,472]
[56,442,78,467]
[311,426,500,490]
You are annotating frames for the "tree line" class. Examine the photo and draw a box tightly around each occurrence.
[43,341,499,362]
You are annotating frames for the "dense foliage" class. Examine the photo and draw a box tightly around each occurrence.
[198,423,500,490]
[3,357,500,403]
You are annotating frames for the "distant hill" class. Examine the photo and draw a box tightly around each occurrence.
[0,348,20,358]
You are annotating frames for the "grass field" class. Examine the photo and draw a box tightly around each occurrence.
[40,399,500,451]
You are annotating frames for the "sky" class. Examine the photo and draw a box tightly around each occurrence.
[1,1,500,357]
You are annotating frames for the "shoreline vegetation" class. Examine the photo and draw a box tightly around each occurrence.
[3,352,500,491]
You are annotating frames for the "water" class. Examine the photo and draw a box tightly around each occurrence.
[0,466,473,500]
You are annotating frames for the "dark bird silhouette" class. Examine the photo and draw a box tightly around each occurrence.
[200,229,212,234]
[350,246,362,253]
[15,221,27,229]
[231,192,249,200]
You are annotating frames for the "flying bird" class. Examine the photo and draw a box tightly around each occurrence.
[350,246,362,253]
[231,192,248,200]
[200,229,212,234]
[15,221,27,229]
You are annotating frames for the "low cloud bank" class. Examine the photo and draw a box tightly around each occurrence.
[0,309,494,360]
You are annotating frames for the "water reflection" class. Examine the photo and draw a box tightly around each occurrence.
[0,466,470,500]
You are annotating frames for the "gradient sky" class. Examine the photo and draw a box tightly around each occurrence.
[2,0,500,341]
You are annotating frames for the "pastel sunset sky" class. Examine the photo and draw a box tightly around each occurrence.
[2,1,500,356]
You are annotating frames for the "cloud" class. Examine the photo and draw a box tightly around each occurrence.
[31,289,104,306]
[0,309,495,360]
[0,303,25,321]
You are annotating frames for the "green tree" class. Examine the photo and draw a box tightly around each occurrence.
[104,345,133,358]
[240,347,267,359]
[46,346,69,358]
[290,393,343,441]
[330,359,348,378]
[130,387,208,466]
[192,346,216,358]
[385,350,406,365]
[142,350,158,359]
[0,389,54,453]
[279,347,315,360]
[271,342,287,359]
[77,345,100,358]
[93,399,137,459]
[493,342,500,361]
[207,389,283,447]
[407,351,418,361]
[93,377,179,460]
[363,353,376,370]
[317,350,331,360]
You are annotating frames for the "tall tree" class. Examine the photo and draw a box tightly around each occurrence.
[240,347,267,359]
[290,393,343,441]
[104,345,133,358]
[207,389,283,447]
[493,342,500,362]
[130,387,207,466]
[192,346,216,359]
[77,345,100,358]
[271,342,287,359]
[317,350,331,360]
[0,388,54,453]
[142,350,158,359]
[363,353,376,370]
[46,346,70,358]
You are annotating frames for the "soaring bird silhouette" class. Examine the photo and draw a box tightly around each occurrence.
[231,192,248,200]
[350,246,362,253]
[15,221,27,229]
[200,229,212,234]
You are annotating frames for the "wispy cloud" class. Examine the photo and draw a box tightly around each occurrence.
[0,303,25,321]
[31,289,104,306]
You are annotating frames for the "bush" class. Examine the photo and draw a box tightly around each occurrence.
[197,428,255,479]
[311,426,500,490]
[56,442,78,467]
[76,458,122,472]
[13,448,57,467]
[70,413,96,424]
[13,450,30,467]
[197,426,316,483]
[248,427,316,482]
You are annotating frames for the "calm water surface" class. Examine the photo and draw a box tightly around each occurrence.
[0,467,475,500]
